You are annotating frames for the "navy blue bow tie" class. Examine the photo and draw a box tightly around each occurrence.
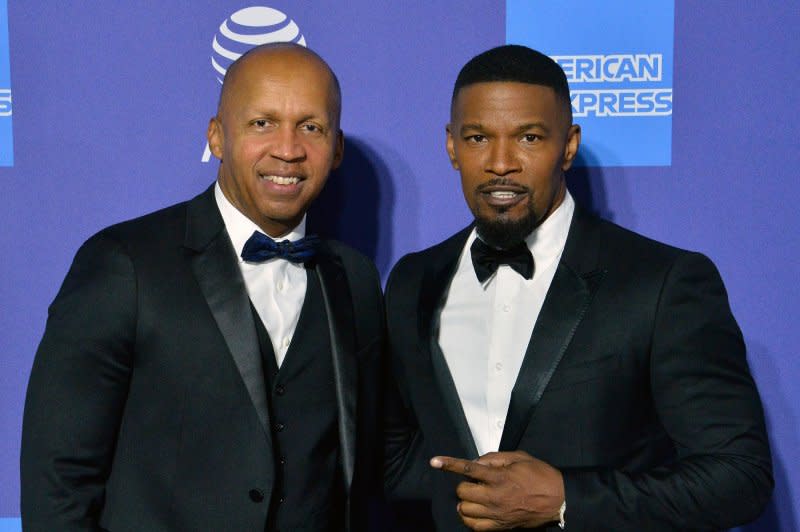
[470,237,534,283]
[240,231,319,264]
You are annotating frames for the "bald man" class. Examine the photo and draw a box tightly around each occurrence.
[21,44,384,531]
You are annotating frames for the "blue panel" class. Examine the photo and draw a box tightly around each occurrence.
[0,519,21,532]
[507,0,674,166]
[0,0,12,166]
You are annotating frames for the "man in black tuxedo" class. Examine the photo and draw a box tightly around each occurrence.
[21,43,383,531]
[384,45,772,530]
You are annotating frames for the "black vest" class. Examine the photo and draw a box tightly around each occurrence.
[252,270,345,531]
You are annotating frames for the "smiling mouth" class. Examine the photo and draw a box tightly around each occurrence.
[478,182,529,209]
[489,191,520,199]
[259,174,303,185]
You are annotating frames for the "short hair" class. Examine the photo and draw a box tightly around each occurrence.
[452,44,572,120]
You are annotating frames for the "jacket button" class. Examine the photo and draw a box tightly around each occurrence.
[249,488,265,502]
[275,385,285,396]
[275,422,285,432]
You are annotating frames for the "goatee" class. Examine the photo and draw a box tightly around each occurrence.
[475,209,536,250]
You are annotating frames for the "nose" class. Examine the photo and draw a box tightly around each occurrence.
[270,126,306,162]
[485,138,520,176]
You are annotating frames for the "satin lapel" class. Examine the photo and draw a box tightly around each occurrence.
[314,246,358,493]
[184,186,271,435]
[416,227,479,459]
[499,206,605,451]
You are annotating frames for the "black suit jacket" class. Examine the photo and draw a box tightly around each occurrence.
[21,185,384,531]
[385,205,772,531]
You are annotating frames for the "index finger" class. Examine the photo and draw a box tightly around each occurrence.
[430,455,497,483]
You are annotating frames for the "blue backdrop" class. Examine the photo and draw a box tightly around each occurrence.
[1,2,797,530]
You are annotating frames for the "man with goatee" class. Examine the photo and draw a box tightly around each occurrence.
[384,44,772,531]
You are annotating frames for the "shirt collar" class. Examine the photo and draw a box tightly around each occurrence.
[524,189,574,265]
[214,181,307,259]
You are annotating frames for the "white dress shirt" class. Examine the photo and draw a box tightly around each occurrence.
[438,192,575,455]
[215,183,307,367]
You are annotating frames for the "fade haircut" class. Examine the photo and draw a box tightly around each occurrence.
[452,44,572,122]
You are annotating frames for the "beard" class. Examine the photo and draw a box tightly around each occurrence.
[474,201,537,250]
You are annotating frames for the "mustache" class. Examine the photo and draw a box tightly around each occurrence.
[475,178,530,192]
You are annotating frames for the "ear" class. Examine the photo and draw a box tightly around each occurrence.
[446,124,459,170]
[331,129,344,170]
[207,117,224,160]
[561,124,581,171]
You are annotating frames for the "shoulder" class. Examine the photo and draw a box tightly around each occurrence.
[320,239,383,316]
[322,239,380,286]
[65,199,189,274]
[387,226,472,290]
[571,210,726,299]
[321,239,383,343]
[98,199,190,248]
[573,209,704,269]
[589,212,683,254]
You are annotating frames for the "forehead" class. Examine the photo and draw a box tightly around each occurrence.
[221,50,336,114]
[452,82,565,124]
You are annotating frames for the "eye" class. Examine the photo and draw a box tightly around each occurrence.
[252,119,270,128]
[300,122,324,134]
[522,134,540,143]
[465,134,487,144]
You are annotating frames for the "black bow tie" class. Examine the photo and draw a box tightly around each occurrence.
[470,237,534,283]
[240,231,319,264]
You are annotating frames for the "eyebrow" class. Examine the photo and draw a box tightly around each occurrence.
[515,122,552,134]
[242,109,330,125]
[459,122,551,135]
[459,123,484,133]
[296,113,329,125]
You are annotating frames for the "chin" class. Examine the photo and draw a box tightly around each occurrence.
[475,213,536,250]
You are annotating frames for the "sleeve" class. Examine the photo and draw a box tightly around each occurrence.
[20,232,137,532]
[382,258,433,500]
[562,252,773,531]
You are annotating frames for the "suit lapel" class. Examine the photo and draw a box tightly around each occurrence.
[183,186,271,435]
[314,245,358,493]
[415,227,480,458]
[499,206,606,451]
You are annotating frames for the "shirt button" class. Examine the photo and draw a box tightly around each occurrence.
[249,488,265,502]
[495,362,503,371]
[275,385,285,396]
[496,420,503,429]
[502,304,511,312]
[277,281,284,292]
[275,422,285,432]
[282,337,290,348]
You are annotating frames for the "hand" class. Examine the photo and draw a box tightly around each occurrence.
[430,451,564,531]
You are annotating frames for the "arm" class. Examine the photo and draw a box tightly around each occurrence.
[383,259,433,501]
[383,362,432,500]
[562,252,772,530]
[21,232,136,531]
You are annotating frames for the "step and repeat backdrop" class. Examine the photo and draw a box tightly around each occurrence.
[1,1,797,529]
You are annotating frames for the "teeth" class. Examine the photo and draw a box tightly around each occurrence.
[490,191,517,199]
[262,175,300,185]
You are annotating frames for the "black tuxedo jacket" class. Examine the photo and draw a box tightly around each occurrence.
[384,206,772,531]
[21,185,384,531]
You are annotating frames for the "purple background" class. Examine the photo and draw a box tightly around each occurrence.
[1,2,797,530]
